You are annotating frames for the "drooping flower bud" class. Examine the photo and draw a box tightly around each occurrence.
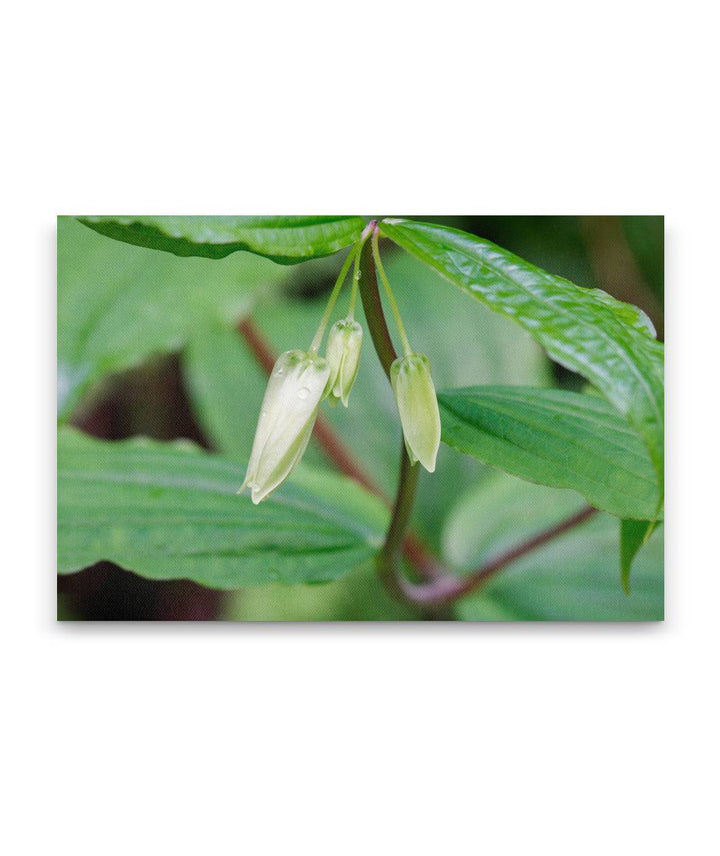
[240,349,330,504]
[390,353,441,473]
[325,318,363,406]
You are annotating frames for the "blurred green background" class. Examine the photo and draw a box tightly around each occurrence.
[57,215,663,621]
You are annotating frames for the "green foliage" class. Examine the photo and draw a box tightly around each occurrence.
[78,215,366,263]
[379,218,665,502]
[438,386,661,519]
[444,474,663,621]
[57,216,286,419]
[620,519,658,595]
[58,427,388,588]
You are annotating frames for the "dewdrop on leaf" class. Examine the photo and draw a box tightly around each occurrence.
[240,349,330,504]
[390,353,441,473]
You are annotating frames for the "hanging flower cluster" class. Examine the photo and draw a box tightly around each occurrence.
[240,226,441,503]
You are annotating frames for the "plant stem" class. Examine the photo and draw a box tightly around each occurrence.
[347,240,362,319]
[357,223,398,379]
[357,223,426,597]
[376,442,421,598]
[395,505,599,606]
[309,243,358,352]
[372,227,412,357]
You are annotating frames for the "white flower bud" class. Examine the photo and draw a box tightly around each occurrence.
[390,353,441,473]
[241,349,330,504]
[325,318,363,407]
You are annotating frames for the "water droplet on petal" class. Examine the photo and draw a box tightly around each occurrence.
[298,387,310,399]
[274,367,284,376]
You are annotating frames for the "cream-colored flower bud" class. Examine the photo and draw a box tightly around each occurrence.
[240,349,330,504]
[325,318,363,407]
[390,353,441,473]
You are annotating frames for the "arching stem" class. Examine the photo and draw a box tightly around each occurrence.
[357,223,421,597]
[372,228,412,356]
[357,223,398,379]
[309,242,359,353]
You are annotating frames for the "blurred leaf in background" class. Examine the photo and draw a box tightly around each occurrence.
[57,216,287,420]
[444,473,663,621]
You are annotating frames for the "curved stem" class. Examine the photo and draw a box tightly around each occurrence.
[395,505,598,606]
[357,225,427,598]
[372,228,412,356]
[376,443,421,598]
[357,222,398,379]
[309,242,359,352]
[347,239,362,319]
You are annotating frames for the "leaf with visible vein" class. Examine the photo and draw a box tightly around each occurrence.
[57,428,387,589]
[437,386,661,520]
[379,218,664,504]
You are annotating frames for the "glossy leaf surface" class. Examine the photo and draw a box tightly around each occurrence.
[58,428,387,588]
[78,215,366,263]
[379,218,664,499]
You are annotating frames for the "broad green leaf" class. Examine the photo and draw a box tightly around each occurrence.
[437,386,661,520]
[443,473,663,621]
[620,518,658,595]
[78,215,366,264]
[57,216,286,419]
[57,427,387,589]
[379,218,664,500]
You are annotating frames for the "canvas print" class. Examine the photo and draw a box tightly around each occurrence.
[57,215,664,621]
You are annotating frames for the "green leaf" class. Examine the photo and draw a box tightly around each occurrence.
[620,518,658,595]
[57,427,388,589]
[443,473,663,621]
[57,216,287,419]
[437,386,661,520]
[379,218,664,500]
[78,215,366,263]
